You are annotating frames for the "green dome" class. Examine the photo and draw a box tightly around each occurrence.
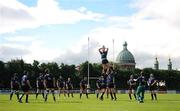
[116,42,135,65]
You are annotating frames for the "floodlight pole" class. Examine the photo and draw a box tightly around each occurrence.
[87,37,90,91]
[113,39,115,69]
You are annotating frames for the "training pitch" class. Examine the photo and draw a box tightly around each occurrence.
[0,94,180,111]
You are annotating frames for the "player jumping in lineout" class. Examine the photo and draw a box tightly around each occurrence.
[99,45,109,73]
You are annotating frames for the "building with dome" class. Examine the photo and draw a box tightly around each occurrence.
[116,41,135,71]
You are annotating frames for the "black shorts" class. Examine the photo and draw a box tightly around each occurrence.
[13,85,19,90]
[38,85,44,90]
[102,59,109,64]
[22,85,30,92]
[46,83,54,89]
[107,83,114,88]
[67,87,73,90]
[149,86,157,91]
[129,85,136,90]
[59,85,64,89]
[100,85,106,89]
[81,85,86,90]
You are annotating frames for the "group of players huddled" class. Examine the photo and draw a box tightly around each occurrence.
[127,72,158,103]
[9,46,158,103]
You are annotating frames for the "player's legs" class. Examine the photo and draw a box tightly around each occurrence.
[45,89,49,102]
[100,88,105,100]
[96,89,100,99]
[109,88,114,100]
[136,86,141,102]
[25,92,29,103]
[51,89,56,102]
[63,87,66,97]
[128,89,132,100]
[10,90,14,100]
[58,88,61,97]
[71,90,74,98]
[80,89,83,99]
[106,88,109,98]
[132,89,136,100]
[36,88,39,99]
[112,88,117,100]
[15,90,20,100]
[152,90,157,100]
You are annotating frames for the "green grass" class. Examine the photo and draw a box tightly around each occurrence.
[0,94,180,111]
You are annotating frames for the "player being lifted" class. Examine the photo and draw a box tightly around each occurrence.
[136,71,146,103]
[57,75,66,98]
[19,71,32,103]
[147,74,158,100]
[106,67,117,100]
[99,45,109,73]
[66,77,74,98]
[127,75,137,100]
[36,73,45,99]
[10,73,20,101]
[44,69,56,102]
[80,77,88,99]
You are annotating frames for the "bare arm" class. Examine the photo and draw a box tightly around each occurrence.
[106,48,109,52]
[99,48,102,53]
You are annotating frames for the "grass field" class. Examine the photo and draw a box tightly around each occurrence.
[0,94,180,111]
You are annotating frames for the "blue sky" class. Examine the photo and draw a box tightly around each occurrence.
[0,0,180,69]
[13,0,136,49]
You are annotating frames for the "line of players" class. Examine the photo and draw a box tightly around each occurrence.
[10,69,75,103]
[10,69,158,103]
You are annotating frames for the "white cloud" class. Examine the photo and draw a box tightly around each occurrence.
[54,0,180,69]
[5,36,35,42]
[0,35,61,63]
[0,0,104,33]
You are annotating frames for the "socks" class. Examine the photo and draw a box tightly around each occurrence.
[16,92,19,100]
[110,93,114,100]
[80,93,82,99]
[154,94,157,100]
[151,94,154,100]
[10,93,13,100]
[134,94,136,100]
[97,93,99,99]
[36,93,38,99]
[114,93,117,100]
[86,93,88,99]
[129,94,132,100]
[26,95,29,103]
